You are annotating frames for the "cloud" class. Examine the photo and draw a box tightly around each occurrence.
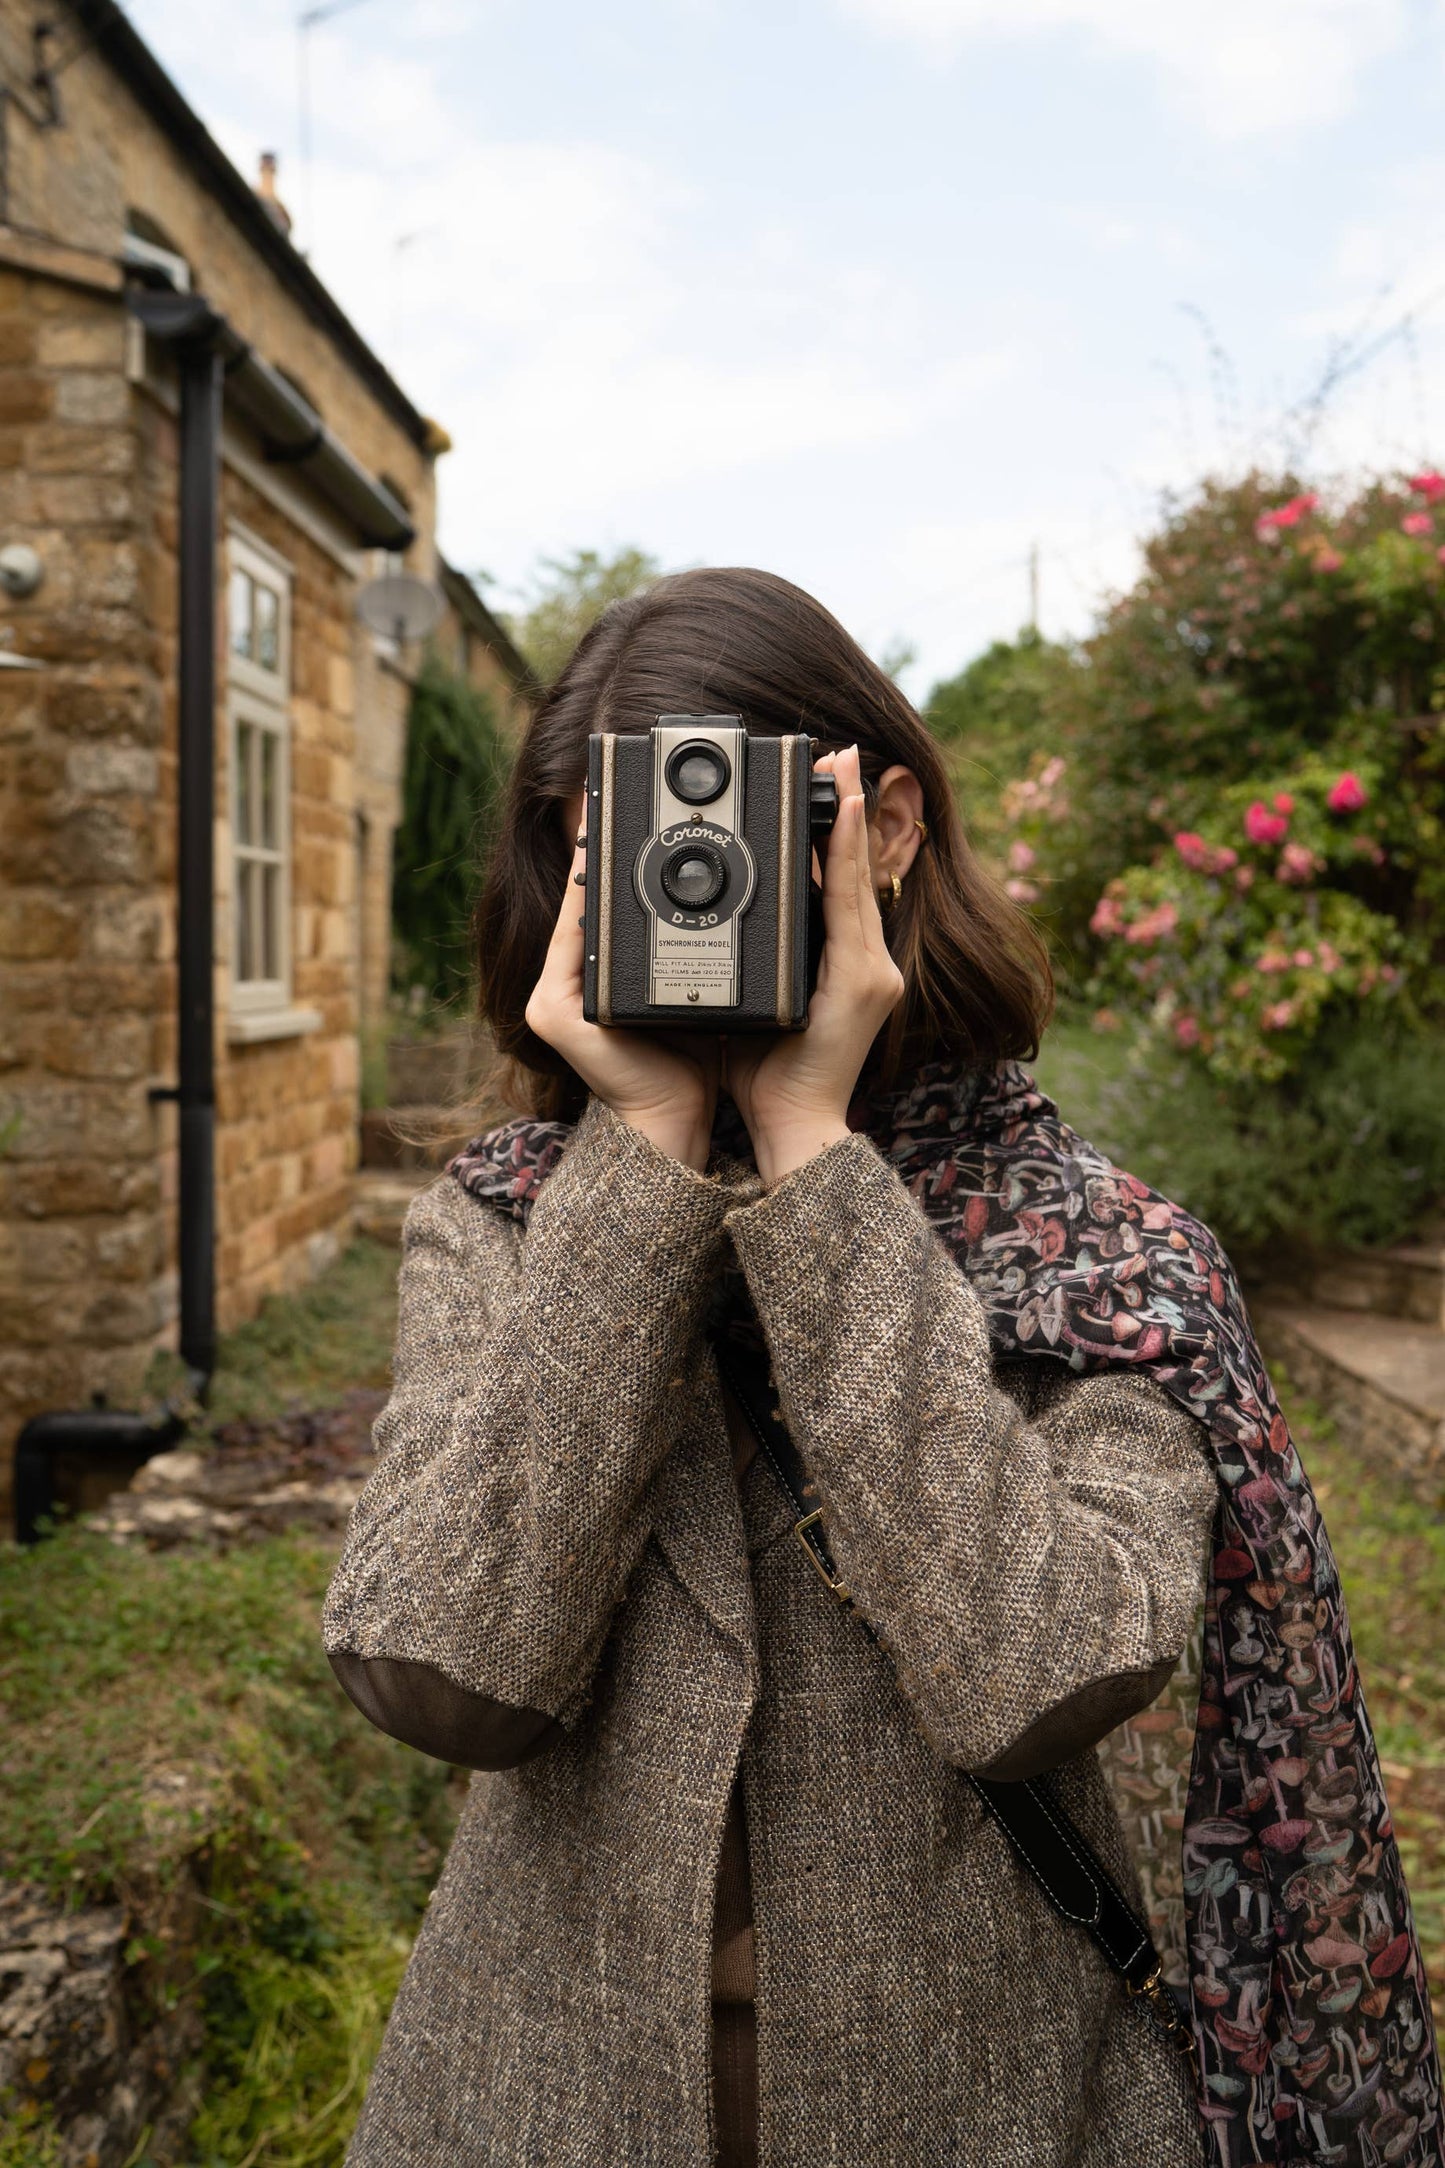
[834,0,1412,137]
[143,8,1011,578]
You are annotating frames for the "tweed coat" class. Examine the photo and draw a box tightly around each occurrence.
[322,1095,1219,2166]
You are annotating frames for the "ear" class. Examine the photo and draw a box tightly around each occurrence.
[866,764,925,886]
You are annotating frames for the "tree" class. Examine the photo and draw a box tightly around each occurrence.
[503,547,662,685]
[392,655,513,1004]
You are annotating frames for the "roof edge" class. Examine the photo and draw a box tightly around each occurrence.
[65,0,437,454]
[438,558,541,699]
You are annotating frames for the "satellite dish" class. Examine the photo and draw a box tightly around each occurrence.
[356,572,442,645]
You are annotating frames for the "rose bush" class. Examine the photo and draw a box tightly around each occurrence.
[1086,753,1410,1084]
[928,471,1445,1247]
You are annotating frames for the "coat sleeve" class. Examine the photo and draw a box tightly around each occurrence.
[322,1095,743,1766]
[723,1132,1219,1781]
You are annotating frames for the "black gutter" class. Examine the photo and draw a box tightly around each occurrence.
[63,0,436,453]
[14,1403,189,1545]
[126,288,224,1386]
[177,300,222,1382]
[130,284,415,551]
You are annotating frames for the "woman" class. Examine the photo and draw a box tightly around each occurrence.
[324,570,1440,2168]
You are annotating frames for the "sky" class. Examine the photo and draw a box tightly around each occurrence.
[126,0,1445,698]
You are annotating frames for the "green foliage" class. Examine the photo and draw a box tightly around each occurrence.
[502,545,661,686]
[927,628,1075,804]
[0,2105,65,2166]
[0,1521,456,2164]
[949,471,1445,1245]
[1043,1016,1445,1254]
[392,655,512,1004]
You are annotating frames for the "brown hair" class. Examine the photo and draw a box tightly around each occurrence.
[474,566,1052,1120]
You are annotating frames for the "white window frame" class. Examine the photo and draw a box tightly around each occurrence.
[229,687,291,1018]
[225,528,317,1040]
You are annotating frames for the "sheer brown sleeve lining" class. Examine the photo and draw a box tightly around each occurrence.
[328,1651,563,1770]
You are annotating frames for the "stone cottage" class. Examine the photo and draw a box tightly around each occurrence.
[0,0,533,1519]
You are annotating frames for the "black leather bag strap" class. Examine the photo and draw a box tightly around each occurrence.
[712,1337,1199,2074]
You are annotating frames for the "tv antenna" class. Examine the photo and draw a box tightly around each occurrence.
[296,0,377,255]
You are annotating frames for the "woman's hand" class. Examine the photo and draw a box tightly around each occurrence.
[723,744,904,1188]
[526,823,721,1172]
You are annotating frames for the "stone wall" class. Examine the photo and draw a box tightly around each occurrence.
[0,258,167,1526]
[141,399,368,1325]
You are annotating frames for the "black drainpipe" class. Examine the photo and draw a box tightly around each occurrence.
[168,297,224,1382]
[13,288,226,1541]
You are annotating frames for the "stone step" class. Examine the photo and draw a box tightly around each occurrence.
[1256,1301,1445,1503]
[355,1167,431,1246]
[1285,1240,1445,1330]
[360,1105,476,1172]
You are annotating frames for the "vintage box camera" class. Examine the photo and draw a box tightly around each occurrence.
[581,717,839,1030]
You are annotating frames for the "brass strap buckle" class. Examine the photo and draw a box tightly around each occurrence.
[793,1510,852,1603]
[1126,1966,1200,2078]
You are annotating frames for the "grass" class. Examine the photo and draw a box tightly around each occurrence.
[2,1238,437,2166]
[1030,1008,1137,1159]
[0,1522,459,2165]
[145,1237,400,1430]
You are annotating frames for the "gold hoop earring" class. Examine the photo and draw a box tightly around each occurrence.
[913,819,929,840]
[879,871,902,910]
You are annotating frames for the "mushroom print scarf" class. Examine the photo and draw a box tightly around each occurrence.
[449,1057,1442,2168]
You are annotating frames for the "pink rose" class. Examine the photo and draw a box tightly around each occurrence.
[1327,771,1367,813]
[1005,877,1039,903]
[1245,801,1290,846]
[1173,830,1209,869]
[1122,900,1178,945]
[1235,865,1255,891]
[1174,1014,1201,1048]
[1256,950,1291,975]
[1316,942,1340,973]
[1273,793,1295,814]
[1314,547,1344,573]
[1292,947,1314,968]
[1409,469,1445,502]
[1403,512,1434,537]
[1090,893,1125,937]
[1008,839,1037,872]
[1277,842,1320,885]
[1261,1000,1297,1031]
[1256,492,1318,540]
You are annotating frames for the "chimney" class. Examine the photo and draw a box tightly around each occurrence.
[256,152,293,237]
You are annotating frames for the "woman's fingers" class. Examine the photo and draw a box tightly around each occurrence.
[527,839,587,1041]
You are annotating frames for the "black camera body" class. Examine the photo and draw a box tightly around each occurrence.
[581,717,838,1031]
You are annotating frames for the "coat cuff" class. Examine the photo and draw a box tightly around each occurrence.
[532,1094,746,1285]
[722,1129,916,1341]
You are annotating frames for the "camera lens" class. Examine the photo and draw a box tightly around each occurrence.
[665,740,731,806]
[661,844,727,911]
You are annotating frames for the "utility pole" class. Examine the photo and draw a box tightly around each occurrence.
[1027,541,1040,633]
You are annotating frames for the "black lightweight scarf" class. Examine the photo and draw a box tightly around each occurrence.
[449,1057,1442,2168]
